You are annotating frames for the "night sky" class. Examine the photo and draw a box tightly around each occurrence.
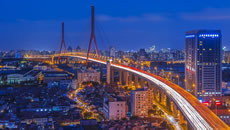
[1,0,230,51]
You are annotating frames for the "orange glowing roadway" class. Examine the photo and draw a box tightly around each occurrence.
[26,53,229,129]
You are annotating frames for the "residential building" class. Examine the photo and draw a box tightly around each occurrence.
[103,95,127,120]
[77,69,100,84]
[131,87,152,117]
[43,71,72,84]
[109,47,116,57]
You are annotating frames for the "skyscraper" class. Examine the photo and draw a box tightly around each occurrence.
[185,30,222,100]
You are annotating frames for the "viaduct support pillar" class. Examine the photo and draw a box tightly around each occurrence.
[159,91,166,106]
[111,68,114,84]
[119,70,122,85]
[51,56,54,64]
[134,75,138,88]
[179,111,188,129]
[128,73,132,87]
[124,71,128,86]
[172,103,179,119]
[166,96,172,112]
[140,78,144,87]
[106,61,111,84]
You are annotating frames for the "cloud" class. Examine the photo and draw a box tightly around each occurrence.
[96,14,168,23]
[181,8,230,21]
[142,14,168,22]
[96,15,138,22]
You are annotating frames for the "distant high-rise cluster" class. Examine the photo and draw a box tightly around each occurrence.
[223,50,230,64]
[185,30,222,99]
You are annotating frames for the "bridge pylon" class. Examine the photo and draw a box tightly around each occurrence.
[86,6,100,66]
[58,22,67,64]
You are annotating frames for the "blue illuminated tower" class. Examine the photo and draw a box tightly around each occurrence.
[185,30,222,100]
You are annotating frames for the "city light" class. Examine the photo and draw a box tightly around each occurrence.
[73,55,213,129]
[199,34,219,38]
[1,2,230,129]
[185,35,195,38]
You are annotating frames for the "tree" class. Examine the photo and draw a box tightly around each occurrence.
[152,104,157,110]
[121,117,127,121]
[81,108,85,113]
[148,109,156,116]
[83,112,92,119]
[160,121,168,128]
[130,116,138,120]
[157,109,164,116]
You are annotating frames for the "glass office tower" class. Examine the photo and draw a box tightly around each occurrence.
[185,30,222,100]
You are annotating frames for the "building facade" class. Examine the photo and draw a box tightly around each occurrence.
[103,95,127,120]
[77,69,100,84]
[131,88,152,117]
[224,51,230,64]
[185,30,222,99]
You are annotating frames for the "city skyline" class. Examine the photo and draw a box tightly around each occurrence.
[1,0,230,51]
[1,1,230,129]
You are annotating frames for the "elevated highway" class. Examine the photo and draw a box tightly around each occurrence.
[25,53,229,130]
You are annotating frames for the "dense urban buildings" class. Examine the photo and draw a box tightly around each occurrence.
[185,30,222,100]
[1,1,230,129]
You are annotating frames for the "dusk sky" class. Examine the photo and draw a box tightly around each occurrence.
[1,0,230,51]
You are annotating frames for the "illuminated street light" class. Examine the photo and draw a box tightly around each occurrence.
[176,75,179,85]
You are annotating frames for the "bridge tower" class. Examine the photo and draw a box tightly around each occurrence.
[86,6,100,66]
[58,22,67,64]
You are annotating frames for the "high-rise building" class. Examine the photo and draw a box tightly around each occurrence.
[131,87,152,117]
[109,47,116,57]
[185,30,222,100]
[224,51,230,64]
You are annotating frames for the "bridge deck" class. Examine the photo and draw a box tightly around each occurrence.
[89,56,229,129]
[130,65,229,129]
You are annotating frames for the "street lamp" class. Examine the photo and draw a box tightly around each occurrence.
[213,98,217,115]
[202,90,205,102]
[176,74,179,85]
[168,72,171,80]
[154,66,157,74]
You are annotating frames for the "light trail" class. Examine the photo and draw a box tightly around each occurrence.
[26,54,229,129]
[111,63,212,129]
[70,55,213,129]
